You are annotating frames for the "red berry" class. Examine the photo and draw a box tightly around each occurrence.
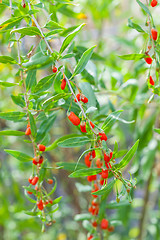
[101,219,109,230]
[88,206,93,213]
[92,150,96,158]
[44,200,49,205]
[37,199,43,211]
[27,191,32,194]
[38,144,46,152]
[27,123,30,128]
[87,175,97,182]
[96,158,102,168]
[104,153,110,163]
[149,76,155,86]
[32,157,38,165]
[151,28,158,41]
[52,66,57,73]
[91,200,98,206]
[38,156,44,164]
[31,176,39,185]
[74,93,81,102]
[81,96,88,103]
[144,56,153,65]
[85,153,91,167]
[48,179,53,184]
[87,235,93,240]
[80,122,87,133]
[101,169,108,179]
[110,152,113,160]
[61,78,66,90]
[90,121,95,128]
[25,127,31,135]
[151,0,158,7]
[68,112,80,126]
[92,221,97,227]
[28,177,33,184]
[99,132,107,141]
[100,178,105,185]
[92,205,99,215]
[49,199,53,204]
[22,3,26,8]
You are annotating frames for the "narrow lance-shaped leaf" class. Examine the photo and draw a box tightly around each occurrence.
[0,130,25,136]
[0,15,26,32]
[56,162,87,171]
[0,56,17,64]
[69,168,102,178]
[58,136,91,148]
[0,112,26,121]
[28,112,37,138]
[117,140,139,169]
[102,110,123,132]
[118,54,146,61]
[34,74,55,93]
[72,46,96,77]
[25,69,37,91]
[59,23,85,54]
[91,180,116,196]
[136,0,152,17]
[4,149,33,162]
[128,18,145,33]
[0,81,17,87]
[11,27,42,37]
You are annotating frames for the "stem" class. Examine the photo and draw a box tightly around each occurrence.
[28,2,53,54]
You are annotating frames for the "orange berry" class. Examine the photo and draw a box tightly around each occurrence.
[151,28,158,41]
[104,153,110,163]
[31,176,39,185]
[61,78,66,90]
[99,132,107,141]
[151,0,158,7]
[38,144,46,152]
[68,112,80,126]
[80,122,87,133]
[48,179,53,184]
[149,76,155,86]
[144,56,153,65]
[27,191,32,194]
[25,127,31,135]
[37,199,43,210]
[90,121,95,128]
[52,66,57,73]
[101,169,108,179]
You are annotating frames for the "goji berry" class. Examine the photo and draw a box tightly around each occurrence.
[27,191,32,194]
[104,153,110,163]
[38,156,44,164]
[144,56,153,65]
[68,112,80,126]
[38,144,46,152]
[90,121,95,128]
[101,219,109,230]
[151,0,158,7]
[87,175,97,182]
[151,28,158,41]
[61,78,66,90]
[80,122,87,133]
[31,176,39,185]
[91,150,96,158]
[48,179,53,184]
[96,158,102,168]
[85,153,91,167]
[25,127,31,135]
[92,221,97,227]
[74,93,81,102]
[52,66,57,73]
[99,132,107,141]
[101,169,108,179]
[149,76,155,86]
[28,177,33,184]
[37,199,43,210]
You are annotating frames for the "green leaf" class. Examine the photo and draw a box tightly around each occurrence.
[56,162,87,171]
[72,46,96,77]
[0,112,26,121]
[74,213,92,221]
[117,140,139,169]
[0,81,17,87]
[35,115,56,142]
[52,196,62,205]
[25,69,37,91]
[11,27,42,37]
[106,200,130,209]
[0,15,26,32]
[59,23,85,54]
[48,177,57,196]
[0,56,17,64]
[4,149,33,162]
[102,110,123,132]
[34,74,55,93]
[58,136,91,148]
[44,20,64,30]
[128,18,145,33]
[118,54,146,60]
[91,180,116,196]
[154,128,160,134]
[11,95,25,108]
[24,189,37,203]
[28,112,37,138]
[136,0,151,17]
[82,220,94,232]
[69,168,101,178]
[22,52,52,69]
[0,130,25,136]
